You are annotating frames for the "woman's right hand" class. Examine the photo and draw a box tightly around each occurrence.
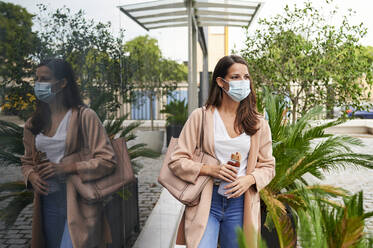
[28,172,49,195]
[200,164,238,182]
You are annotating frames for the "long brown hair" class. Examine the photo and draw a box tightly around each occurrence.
[30,58,84,135]
[205,55,260,136]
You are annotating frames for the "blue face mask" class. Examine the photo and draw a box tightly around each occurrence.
[34,81,63,103]
[221,78,251,102]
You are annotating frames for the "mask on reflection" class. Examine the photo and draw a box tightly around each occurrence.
[34,81,63,103]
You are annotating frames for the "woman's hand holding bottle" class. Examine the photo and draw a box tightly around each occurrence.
[28,172,49,195]
[212,164,238,182]
[34,151,77,181]
[224,174,256,199]
[200,152,241,182]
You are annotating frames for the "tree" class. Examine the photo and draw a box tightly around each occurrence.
[124,35,187,129]
[0,2,39,120]
[362,46,373,69]
[241,1,373,122]
[35,5,130,120]
[0,2,38,86]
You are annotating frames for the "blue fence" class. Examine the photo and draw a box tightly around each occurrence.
[130,90,188,120]
[131,92,156,120]
[167,90,188,104]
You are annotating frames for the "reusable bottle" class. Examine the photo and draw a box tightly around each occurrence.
[218,152,241,196]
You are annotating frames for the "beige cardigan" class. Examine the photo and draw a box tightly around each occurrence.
[169,106,275,248]
[21,107,116,248]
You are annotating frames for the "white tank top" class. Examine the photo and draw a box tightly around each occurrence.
[35,109,72,193]
[214,109,251,195]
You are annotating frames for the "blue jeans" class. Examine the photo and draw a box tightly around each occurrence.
[198,185,244,248]
[41,184,73,248]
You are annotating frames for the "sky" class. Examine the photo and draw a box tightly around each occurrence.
[4,0,373,62]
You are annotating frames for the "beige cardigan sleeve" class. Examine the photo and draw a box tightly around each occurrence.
[251,119,276,191]
[21,120,36,189]
[75,108,117,182]
[168,108,203,184]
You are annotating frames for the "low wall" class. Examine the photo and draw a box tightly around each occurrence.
[323,119,373,135]
[308,119,373,135]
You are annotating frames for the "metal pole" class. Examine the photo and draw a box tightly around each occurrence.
[201,27,209,106]
[187,0,194,115]
[202,53,209,105]
[192,19,198,111]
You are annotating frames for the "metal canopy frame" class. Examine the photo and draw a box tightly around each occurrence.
[118,0,264,114]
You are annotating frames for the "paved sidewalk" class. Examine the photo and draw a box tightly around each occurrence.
[0,155,165,247]
[0,204,32,248]
[0,166,31,248]
[135,155,164,229]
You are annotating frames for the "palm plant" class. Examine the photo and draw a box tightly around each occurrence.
[103,113,160,173]
[160,98,188,146]
[297,190,373,248]
[160,98,188,126]
[259,91,373,248]
[237,189,373,248]
[0,120,24,166]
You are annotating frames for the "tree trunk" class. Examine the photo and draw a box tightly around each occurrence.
[149,94,154,131]
[292,100,297,124]
[326,85,335,119]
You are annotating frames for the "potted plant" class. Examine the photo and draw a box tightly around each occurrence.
[160,98,188,146]
[257,91,373,247]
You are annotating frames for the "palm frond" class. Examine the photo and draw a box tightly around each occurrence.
[297,189,372,248]
[236,228,249,248]
[276,193,306,211]
[319,191,369,248]
[125,133,137,142]
[270,136,373,191]
[104,114,129,139]
[297,208,327,248]
[0,120,23,136]
[286,107,324,145]
[260,189,297,248]
[310,197,344,209]
[129,147,160,160]
[0,120,24,166]
[301,118,345,143]
[103,114,160,164]
[0,151,22,166]
[0,181,26,192]
[262,90,288,142]
[119,121,142,140]
[0,192,25,201]
[297,184,349,198]
[355,235,373,248]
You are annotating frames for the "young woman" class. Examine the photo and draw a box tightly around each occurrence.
[169,55,275,248]
[21,58,116,247]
